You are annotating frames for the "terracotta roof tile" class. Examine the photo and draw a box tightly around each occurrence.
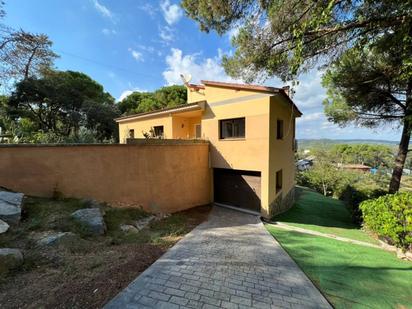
[201,80,282,93]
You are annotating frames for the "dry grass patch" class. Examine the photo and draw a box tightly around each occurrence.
[0,196,211,309]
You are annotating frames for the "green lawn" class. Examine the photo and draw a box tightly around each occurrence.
[273,187,379,244]
[267,187,412,308]
[267,226,412,309]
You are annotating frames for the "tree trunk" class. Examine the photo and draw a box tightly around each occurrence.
[389,79,412,193]
[389,119,411,193]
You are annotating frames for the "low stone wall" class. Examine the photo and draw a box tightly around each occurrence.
[0,142,211,214]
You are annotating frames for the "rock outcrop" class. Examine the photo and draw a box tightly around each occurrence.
[0,219,9,234]
[0,191,24,224]
[71,208,106,235]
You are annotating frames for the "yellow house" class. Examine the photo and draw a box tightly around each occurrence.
[116,80,302,218]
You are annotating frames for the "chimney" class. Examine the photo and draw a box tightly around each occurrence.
[282,86,290,96]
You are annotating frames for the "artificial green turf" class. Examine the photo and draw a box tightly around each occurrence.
[273,187,379,244]
[267,225,412,309]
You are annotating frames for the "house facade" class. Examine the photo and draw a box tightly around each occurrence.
[116,81,302,218]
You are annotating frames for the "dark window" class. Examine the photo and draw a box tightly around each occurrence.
[277,119,284,140]
[129,129,135,138]
[153,126,164,138]
[195,124,201,138]
[219,118,245,139]
[276,169,283,193]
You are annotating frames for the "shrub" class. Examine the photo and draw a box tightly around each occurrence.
[360,193,412,250]
[339,184,386,224]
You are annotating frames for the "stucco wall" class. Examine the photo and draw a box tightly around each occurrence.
[118,115,173,142]
[0,143,211,214]
[200,86,272,215]
[267,95,297,217]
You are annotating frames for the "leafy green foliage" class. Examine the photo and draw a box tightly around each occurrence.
[298,144,390,222]
[6,70,120,142]
[330,144,394,168]
[322,39,411,193]
[297,148,360,197]
[182,0,412,81]
[118,85,187,115]
[297,166,357,198]
[323,46,407,128]
[361,193,412,249]
[339,183,387,224]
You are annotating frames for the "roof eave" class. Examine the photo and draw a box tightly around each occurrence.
[115,101,206,123]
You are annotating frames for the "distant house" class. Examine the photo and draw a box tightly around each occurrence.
[115,80,302,218]
[297,159,313,171]
[338,163,371,173]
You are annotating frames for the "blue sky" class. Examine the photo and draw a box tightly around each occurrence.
[4,0,402,141]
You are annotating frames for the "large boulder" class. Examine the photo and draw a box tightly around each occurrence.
[0,191,24,224]
[0,219,9,234]
[71,208,106,235]
[0,248,23,274]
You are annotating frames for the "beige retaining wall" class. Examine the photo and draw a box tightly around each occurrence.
[0,141,211,213]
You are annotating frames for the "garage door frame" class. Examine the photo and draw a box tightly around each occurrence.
[213,168,262,213]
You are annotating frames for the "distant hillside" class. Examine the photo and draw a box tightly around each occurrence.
[298,139,398,149]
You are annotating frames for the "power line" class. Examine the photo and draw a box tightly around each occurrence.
[55,49,160,80]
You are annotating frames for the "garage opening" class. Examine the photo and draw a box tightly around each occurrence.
[214,168,261,212]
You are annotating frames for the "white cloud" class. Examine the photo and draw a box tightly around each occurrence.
[128,48,144,62]
[138,45,155,53]
[292,70,327,109]
[160,0,183,25]
[117,87,147,102]
[140,3,157,17]
[162,48,239,85]
[159,26,174,42]
[298,112,324,123]
[91,0,113,20]
[102,28,116,35]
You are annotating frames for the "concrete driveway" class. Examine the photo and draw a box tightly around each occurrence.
[105,206,331,309]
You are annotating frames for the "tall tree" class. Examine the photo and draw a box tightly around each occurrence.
[118,92,156,115]
[0,31,58,84]
[0,1,57,88]
[118,85,187,115]
[182,0,411,81]
[7,70,119,141]
[323,42,411,192]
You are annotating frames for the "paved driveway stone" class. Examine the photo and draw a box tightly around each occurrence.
[105,206,331,309]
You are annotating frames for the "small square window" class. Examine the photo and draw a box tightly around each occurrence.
[276,169,283,193]
[277,119,284,140]
[129,129,135,138]
[153,126,164,138]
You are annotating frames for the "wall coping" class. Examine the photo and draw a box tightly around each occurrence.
[126,138,208,145]
[0,139,209,148]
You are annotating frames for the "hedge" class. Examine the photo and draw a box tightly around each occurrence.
[360,192,412,250]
